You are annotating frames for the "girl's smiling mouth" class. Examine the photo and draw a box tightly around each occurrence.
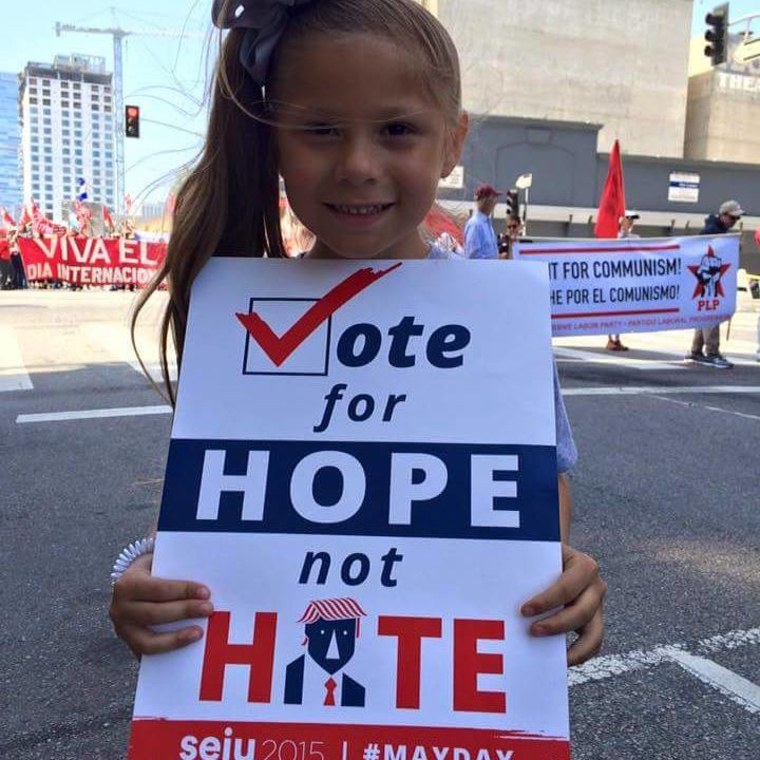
[325,202,395,216]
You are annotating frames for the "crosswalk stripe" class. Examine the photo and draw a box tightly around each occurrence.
[0,325,33,392]
[564,385,760,396]
[16,405,172,424]
[80,323,178,381]
[664,647,760,714]
[553,346,686,370]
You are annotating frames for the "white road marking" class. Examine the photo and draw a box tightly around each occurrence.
[0,325,33,391]
[16,405,172,424]
[570,627,760,716]
[82,323,177,381]
[653,394,760,422]
[663,647,760,714]
[564,385,760,396]
[553,346,686,371]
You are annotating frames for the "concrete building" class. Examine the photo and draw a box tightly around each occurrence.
[19,54,115,222]
[685,23,760,165]
[433,0,694,158]
[0,72,22,216]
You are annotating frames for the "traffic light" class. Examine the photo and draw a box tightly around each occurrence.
[506,189,519,218]
[704,4,729,66]
[125,105,140,138]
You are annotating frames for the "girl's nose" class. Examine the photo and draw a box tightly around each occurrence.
[335,135,380,184]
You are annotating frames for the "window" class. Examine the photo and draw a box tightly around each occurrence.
[43,108,51,116]
[43,118,51,126]
[42,98,50,106]
[62,129,70,137]
[43,127,51,135]
[29,97,37,104]
[73,82,80,90]
[62,119,70,127]
[75,148,82,156]
[43,137,51,145]
[62,148,70,155]
[74,132,82,141]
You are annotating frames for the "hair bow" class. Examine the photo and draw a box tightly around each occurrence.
[211,0,314,87]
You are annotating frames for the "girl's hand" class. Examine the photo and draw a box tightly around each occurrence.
[109,553,214,658]
[520,543,606,666]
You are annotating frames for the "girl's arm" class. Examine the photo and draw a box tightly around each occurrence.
[520,473,607,666]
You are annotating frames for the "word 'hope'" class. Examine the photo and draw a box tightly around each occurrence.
[196,449,520,530]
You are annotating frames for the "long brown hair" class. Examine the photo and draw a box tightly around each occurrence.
[133,0,461,405]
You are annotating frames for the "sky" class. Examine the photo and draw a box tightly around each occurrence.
[2,1,758,207]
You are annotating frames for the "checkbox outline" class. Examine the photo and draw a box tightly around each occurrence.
[241,297,332,377]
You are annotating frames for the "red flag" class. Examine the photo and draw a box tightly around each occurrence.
[1,208,16,229]
[18,201,32,229]
[423,204,463,246]
[594,139,626,239]
[103,205,114,230]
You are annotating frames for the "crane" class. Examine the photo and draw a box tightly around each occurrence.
[54,20,203,217]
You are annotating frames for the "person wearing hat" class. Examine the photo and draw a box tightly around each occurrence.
[606,212,640,350]
[686,200,744,369]
[464,184,501,259]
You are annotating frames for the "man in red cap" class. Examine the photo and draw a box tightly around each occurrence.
[464,184,502,259]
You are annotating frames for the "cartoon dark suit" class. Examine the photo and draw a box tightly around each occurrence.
[284,598,366,707]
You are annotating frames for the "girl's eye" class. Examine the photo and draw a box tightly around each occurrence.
[304,123,338,137]
[384,122,417,137]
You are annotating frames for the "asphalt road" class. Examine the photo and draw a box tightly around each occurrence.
[1,289,758,760]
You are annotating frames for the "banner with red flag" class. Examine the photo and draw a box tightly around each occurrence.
[594,140,626,239]
[18,235,166,287]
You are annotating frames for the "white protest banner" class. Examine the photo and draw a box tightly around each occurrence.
[128,259,569,760]
[513,235,739,337]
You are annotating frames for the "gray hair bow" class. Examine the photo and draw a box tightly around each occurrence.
[211,0,314,87]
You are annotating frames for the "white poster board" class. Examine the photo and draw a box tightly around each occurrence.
[128,258,569,760]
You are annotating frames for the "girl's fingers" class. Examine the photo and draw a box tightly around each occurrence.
[112,566,211,605]
[120,623,205,658]
[521,544,604,617]
[119,598,214,627]
[566,609,605,666]
[528,580,605,638]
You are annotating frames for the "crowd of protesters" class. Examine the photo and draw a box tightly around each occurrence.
[0,198,141,291]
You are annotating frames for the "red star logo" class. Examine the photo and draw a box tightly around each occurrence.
[688,246,731,299]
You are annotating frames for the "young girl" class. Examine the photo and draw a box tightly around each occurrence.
[110,0,606,667]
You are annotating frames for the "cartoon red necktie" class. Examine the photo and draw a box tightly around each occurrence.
[324,677,337,706]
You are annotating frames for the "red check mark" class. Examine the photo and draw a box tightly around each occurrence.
[236,262,402,366]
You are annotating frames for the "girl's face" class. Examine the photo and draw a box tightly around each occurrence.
[273,34,467,261]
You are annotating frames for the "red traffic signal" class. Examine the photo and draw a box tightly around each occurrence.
[125,105,140,138]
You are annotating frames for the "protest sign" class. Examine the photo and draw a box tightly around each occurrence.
[17,235,166,287]
[513,235,739,337]
[128,259,569,760]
